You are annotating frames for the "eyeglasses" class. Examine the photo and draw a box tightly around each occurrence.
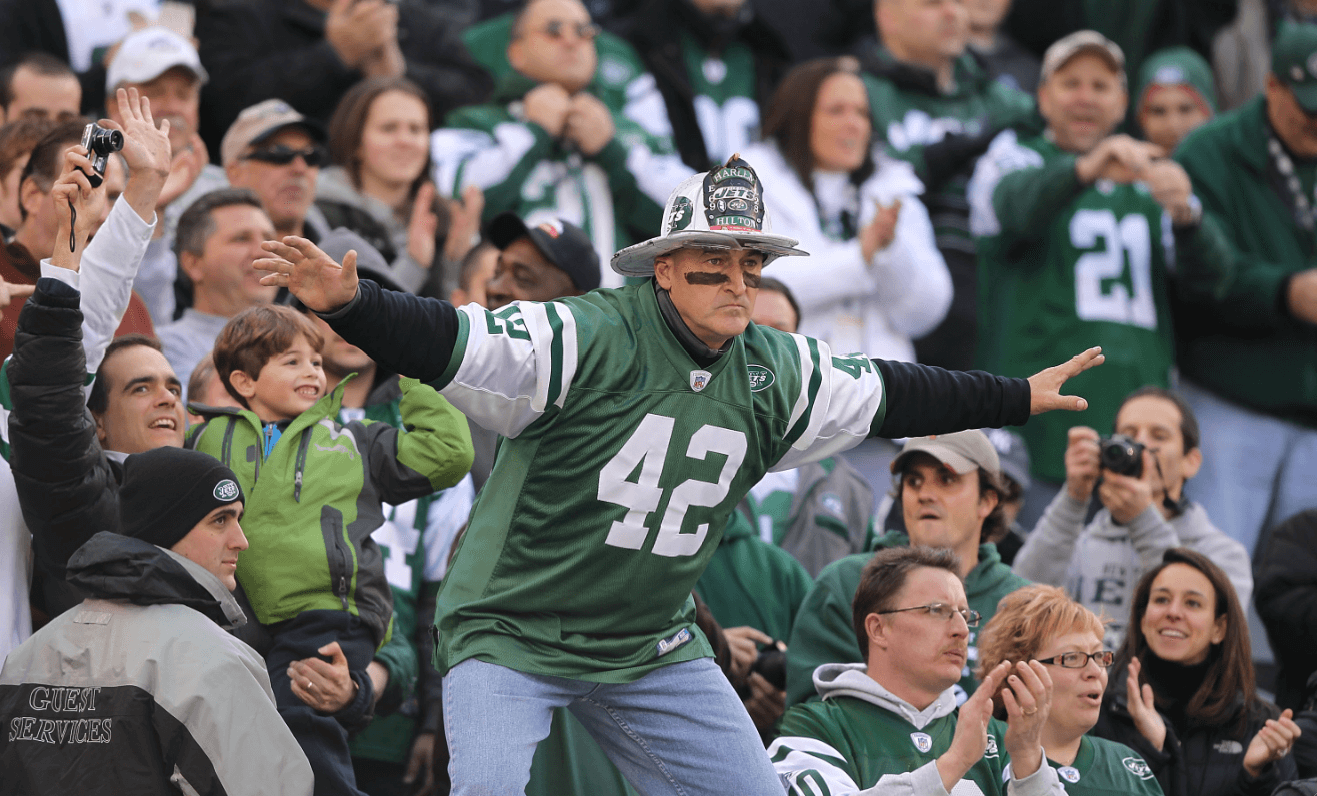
[874,603,981,628]
[242,144,328,167]
[538,20,600,40]
[1036,650,1115,669]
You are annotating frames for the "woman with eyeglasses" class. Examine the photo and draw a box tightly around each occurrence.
[978,584,1165,795]
[317,77,482,295]
[1091,548,1301,796]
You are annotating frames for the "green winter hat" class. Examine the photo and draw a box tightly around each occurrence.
[1273,21,1317,114]
[1136,47,1217,116]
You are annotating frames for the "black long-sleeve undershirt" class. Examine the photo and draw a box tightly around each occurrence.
[322,279,1032,438]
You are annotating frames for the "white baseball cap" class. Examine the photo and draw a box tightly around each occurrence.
[610,155,807,277]
[106,26,208,92]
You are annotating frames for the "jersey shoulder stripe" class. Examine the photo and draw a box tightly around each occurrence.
[968,129,1046,237]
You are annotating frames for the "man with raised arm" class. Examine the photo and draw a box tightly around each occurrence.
[259,155,1102,796]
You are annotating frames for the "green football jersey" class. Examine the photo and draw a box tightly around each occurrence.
[771,694,1012,795]
[432,282,886,682]
[1003,736,1162,796]
[679,30,758,164]
[970,132,1174,482]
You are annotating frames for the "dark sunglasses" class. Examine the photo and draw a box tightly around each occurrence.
[243,144,328,167]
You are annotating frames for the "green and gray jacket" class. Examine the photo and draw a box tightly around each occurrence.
[785,531,1030,706]
[1173,96,1317,425]
[187,376,473,646]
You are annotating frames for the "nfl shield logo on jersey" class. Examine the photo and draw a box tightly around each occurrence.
[910,732,933,753]
[690,370,712,392]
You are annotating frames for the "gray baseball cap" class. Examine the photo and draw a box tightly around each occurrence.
[891,430,1003,487]
[1040,30,1126,85]
[220,99,324,167]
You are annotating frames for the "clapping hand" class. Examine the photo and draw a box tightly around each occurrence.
[1124,658,1166,751]
[1243,708,1302,777]
[860,199,902,263]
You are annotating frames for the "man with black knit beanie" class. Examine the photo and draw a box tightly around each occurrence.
[0,447,314,795]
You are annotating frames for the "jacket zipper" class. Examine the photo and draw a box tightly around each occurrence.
[293,429,311,503]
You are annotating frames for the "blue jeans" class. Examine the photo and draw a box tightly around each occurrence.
[1180,378,1317,557]
[442,657,783,796]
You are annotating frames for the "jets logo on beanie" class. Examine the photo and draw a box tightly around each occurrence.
[118,447,245,550]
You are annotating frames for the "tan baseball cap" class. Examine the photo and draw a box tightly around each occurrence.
[890,430,1003,485]
[219,99,324,167]
[1040,30,1126,85]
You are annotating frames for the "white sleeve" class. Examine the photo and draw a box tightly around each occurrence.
[421,475,476,583]
[763,231,881,313]
[621,71,676,139]
[867,195,953,339]
[967,130,1044,238]
[68,197,155,373]
[432,123,540,195]
[620,127,695,206]
[438,300,578,439]
[770,736,949,796]
[772,336,884,472]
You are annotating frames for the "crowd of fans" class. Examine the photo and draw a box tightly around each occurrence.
[1,0,1317,794]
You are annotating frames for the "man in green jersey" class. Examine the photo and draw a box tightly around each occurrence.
[259,154,1101,796]
[431,0,690,284]
[771,546,1063,795]
[968,30,1229,518]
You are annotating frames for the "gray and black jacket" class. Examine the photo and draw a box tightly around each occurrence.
[0,532,313,795]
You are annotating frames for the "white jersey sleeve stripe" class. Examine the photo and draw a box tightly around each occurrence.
[769,736,864,795]
[785,334,817,438]
[439,302,563,439]
[550,302,578,409]
[773,342,885,473]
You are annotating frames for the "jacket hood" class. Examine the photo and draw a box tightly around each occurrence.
[189,371,354,429]
[813,662,959,729]
[866,530,1012,598]
[315,166,377,212]
[1085,501,1216,542]
[66,531,247,629]
[720,508,756,544]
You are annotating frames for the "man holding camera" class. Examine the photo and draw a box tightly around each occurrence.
[1013,387,1251,648]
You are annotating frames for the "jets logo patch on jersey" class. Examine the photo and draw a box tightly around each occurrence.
[910,732,933,753]
[690,370,711,392]
[984,735,999,759]
[1123,757,1154,779]
[747,364,774,392]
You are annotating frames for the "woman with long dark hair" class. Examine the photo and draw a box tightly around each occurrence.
[747,56,951,364]
[1092,548,1301,796]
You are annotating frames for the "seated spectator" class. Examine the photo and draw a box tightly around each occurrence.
[185,352,240,425]
[755,56,951,367]
[967,0,1041,92]
[769,546,1063,795]
[196,0,493,158]
[785,430,1030,706]
[1134,47,1217,153]
[431,0,690,282]
[187,304,472,795]
[618,0,792,171]
[106,25,229,325]
[977,585,1163,793]
[982,427,1031,564]
[0,446,314,795]
[1013,387,1251,649]
[0,53,80,124]
[970,31,1225,518]
[316,77,440,293]
[0,118,159,361]
[1092,548,1302,796]
[1170,20,1317,561]
[449,239,497,308]
[0,118,57,237]
[157,189,277,388]
[738,276,877,578]
[1255,509,1317,711]
[6,92,180,629]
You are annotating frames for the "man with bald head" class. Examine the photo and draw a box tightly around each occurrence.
[431,0,690,285]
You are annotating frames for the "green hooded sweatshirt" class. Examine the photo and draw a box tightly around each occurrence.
[695,509,812,644]
[784,531,1030,707]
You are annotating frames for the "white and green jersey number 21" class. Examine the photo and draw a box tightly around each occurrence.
[599,413,747,558]
[1070,208,1157,330]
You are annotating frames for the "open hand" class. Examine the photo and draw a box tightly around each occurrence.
[1125,659,1166,751]
[860,199,902,262]
[1243,708,1301,777]
[443,184,485,263]
[256,236,360,313]
[1028,347,1104,415]
[1001,660,1052,778]
[939,661,1008,790]
[157,131,206,211]
[407,181,439,268]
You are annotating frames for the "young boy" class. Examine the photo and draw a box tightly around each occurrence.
[187,304,473,794]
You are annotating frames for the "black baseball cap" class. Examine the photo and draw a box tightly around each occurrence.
[488,213,600,291]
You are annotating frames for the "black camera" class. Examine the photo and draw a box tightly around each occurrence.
[750,644,787,691]
[80,123,124,189]
[1098,433,1145,478]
